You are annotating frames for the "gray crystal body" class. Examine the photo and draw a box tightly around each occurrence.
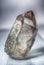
[5,11,37,59]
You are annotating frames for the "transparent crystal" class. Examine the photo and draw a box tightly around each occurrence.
[5,11,37,59]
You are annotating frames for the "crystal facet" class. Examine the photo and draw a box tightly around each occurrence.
[4,11,37,59]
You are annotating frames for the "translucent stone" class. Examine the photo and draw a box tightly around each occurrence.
[5,11,37,59]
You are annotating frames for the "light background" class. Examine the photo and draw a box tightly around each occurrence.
[0,0,44,65]
[0,0,44,39]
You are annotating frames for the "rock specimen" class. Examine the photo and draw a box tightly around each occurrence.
[4,11,37,59]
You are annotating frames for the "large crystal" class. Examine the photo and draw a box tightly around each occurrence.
[4,11,37,59]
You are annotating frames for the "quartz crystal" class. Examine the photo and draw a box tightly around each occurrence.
[4,11,37,59]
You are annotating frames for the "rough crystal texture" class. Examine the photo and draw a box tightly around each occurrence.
[5,11,37,59]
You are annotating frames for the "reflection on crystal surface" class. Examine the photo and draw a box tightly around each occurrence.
[0,29,44,65]
[4,11,37,59]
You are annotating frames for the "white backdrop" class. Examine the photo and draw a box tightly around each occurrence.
[0,0,44,65]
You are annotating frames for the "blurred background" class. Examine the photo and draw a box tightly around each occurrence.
[0,0,44,65]
[0,0,44,38]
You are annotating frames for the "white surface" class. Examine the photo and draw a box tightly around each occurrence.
[0,30,44,65]
[0,0,44,65]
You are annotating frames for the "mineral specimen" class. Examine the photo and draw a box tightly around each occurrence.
[4,11,37,59]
